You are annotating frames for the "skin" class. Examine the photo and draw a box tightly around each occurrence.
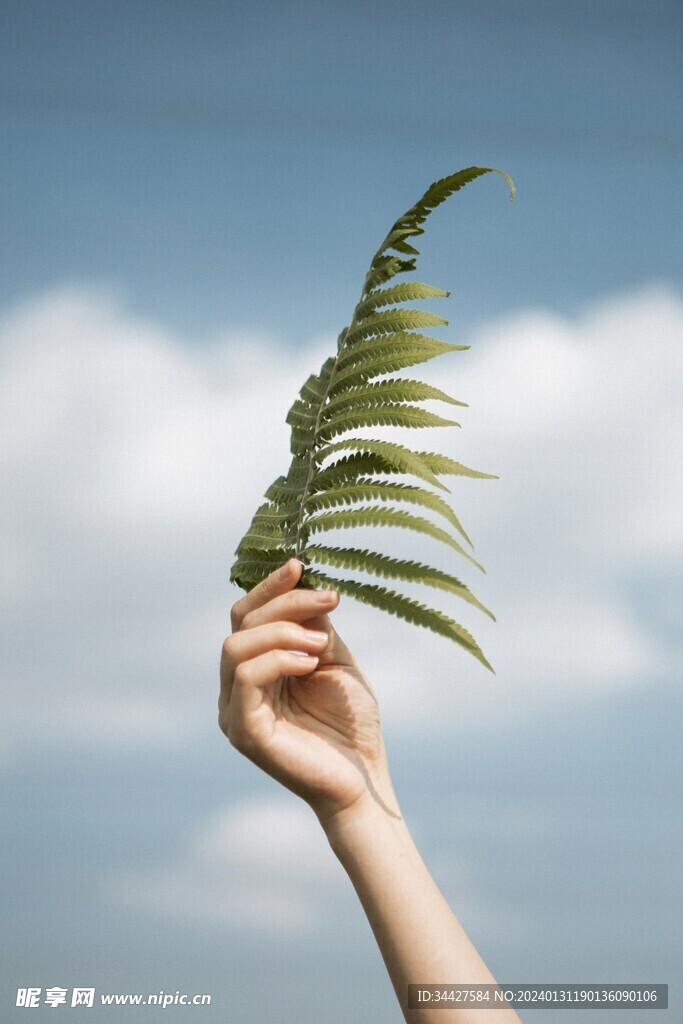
[219,558,521,1024]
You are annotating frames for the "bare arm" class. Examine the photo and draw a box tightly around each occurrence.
[219,558,521,1024]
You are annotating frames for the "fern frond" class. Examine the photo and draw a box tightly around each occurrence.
[230,166,515,668]
[385,166,514,238]
[304,505,484,572]
[415,451,499,479]
[314,438,448,490]
[355,282,450,318]
[329,336,464,395]
[363,254,417,292]
[336,332,464,369]
[263,458,310,502]
[317,404,459,441]
[302,479,472,547]
[323,378,467,415]
[310,451,402,491]
[300,570,494,672]
[285,399,317,430]
[345,308,448,345]
[231,546,293,589]
[298,357,335,403]
[301,544,493,618]
[234,509,292,555]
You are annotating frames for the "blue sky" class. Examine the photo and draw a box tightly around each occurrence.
[2,0,682,336]
[1,2,681,1022]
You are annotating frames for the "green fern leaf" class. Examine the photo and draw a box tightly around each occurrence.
[285,399,318,430]
[302,479,472,547]
[415,450,499,480]
[329,336,465,395]
[345,308,449,345]
[301,544,493,618]
[298,357,335,403]
[300,570,494,671]
[363,254,417,292]
[355,283,450,318]
[323,379,466,416]
[314,438,448,490]
[230,166,514,668]
[318,404,459,441]
[310,451,415,491]
[304,505,484,573]
[231,546,293,589]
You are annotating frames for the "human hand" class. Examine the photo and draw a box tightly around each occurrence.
[219,558,397,827]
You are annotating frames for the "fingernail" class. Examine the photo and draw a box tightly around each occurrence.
[279,560,293,579]
[305,630,328,644]
[295,652,318,660]
[314,588,337,603]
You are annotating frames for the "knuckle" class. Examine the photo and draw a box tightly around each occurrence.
[284,621,304,643]
[240,610,256,631]
[230,599,244,631]
[221,634,236,660]
[276,649,293,671]
[260,572,276,596]
[226,719,256,755]
[232,664,248,688]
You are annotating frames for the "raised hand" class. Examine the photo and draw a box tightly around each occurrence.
[219,558,396,825]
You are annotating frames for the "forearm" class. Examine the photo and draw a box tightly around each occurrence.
[321,786,521,1024]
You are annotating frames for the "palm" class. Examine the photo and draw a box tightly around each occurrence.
[252,616,383,815]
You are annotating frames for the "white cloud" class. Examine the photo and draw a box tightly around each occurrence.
[107,795,347,934]
[457,285,683,567]
[0,283,680,760]
[0,285,329,761]
[108,791,526,945]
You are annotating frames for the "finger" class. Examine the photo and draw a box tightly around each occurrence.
[220,622,329,701]
[231,558,302,631]
[224,620,328,668]
[226,649,319,745]
[239,586,339,632]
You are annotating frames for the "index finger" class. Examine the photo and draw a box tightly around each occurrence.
[231,557,303,631]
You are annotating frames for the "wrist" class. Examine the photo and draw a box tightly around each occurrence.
[318,776,408,862]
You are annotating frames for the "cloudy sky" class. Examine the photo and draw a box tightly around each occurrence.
[1,2,681,1022]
